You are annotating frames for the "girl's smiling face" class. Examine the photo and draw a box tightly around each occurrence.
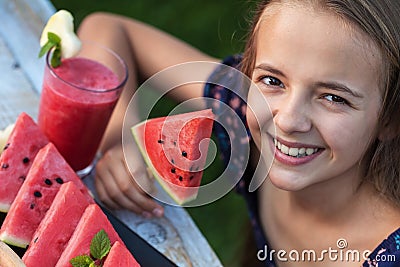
[246,3,383,191]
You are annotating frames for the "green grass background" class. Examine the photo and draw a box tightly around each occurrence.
[49,1,257,265]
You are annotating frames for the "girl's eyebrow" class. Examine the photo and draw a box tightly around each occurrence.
[254,63,363,98]
[254,63,287,78]
[315,81,364,98]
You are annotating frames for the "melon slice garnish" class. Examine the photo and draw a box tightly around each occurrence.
[0,123,14,155]
[0,241,25,267]
[39,10,81,67]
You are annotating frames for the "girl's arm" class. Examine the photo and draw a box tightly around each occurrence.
[78,12,218,216]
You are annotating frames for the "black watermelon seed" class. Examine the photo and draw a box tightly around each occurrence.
[55,177,64,184]
[3,143,10,150]
[44,179,52,185]
[171,168,176,173]
[34,191,42,198]
[178,176,183,181]
[33,237,38,243]
[190,176,194,180]
[157,139,164,144]
[2,163,9,169]
[173,141,176,146]
[182,151,187,157]
[23,157,30,164]
[30,203,35,209]
[171,159,175,164]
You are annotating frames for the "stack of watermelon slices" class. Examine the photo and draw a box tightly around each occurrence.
[0,113,140,266]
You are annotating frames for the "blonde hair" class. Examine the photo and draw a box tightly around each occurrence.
[241,0,400,205]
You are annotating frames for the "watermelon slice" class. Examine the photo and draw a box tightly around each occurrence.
[103,240,141,267]
[22,182,93,267]
[0,112,49,212]
[0,143,93,248]
[131,109,214,204]
[56,204,123,267]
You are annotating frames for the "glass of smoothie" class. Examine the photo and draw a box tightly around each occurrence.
[38,41,128,176]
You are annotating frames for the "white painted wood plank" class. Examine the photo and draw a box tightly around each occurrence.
[0,0,55,94]
[0,35,39,129]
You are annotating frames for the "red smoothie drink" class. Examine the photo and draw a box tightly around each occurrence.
[39,54,126,172]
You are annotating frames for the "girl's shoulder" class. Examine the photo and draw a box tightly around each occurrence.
[204,54,251,167]
[204,54,245,111]
[364,227,400,266]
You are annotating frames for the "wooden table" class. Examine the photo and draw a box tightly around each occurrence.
[0,1,223,266]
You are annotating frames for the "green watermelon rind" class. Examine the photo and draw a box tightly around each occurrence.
[0,232,27,249]
[0,204,9,213]
[131,121,198,205]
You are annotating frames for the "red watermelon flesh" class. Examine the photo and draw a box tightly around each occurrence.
[22,182,93,267]
[132,109,214,204]
[56,204,123,267]
[0,143,93,248]
[0,112,49,212]
[103,240,141,267]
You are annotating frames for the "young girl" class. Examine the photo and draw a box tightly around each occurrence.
[78,0,400,266]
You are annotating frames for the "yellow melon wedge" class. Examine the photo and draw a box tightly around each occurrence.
[0,124,14,156]
[0,241,25,267]
[40,9,81,58]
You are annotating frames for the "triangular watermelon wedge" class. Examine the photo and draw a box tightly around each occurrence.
[0,143,93,248]
[22,182,94,267]
[0,112,49,212]
[103,241,141,267]
[131,109,214,204]
[56,204,123,267]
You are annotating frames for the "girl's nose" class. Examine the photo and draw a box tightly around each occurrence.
[273,93,312,134]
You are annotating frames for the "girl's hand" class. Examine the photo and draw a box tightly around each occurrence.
[94,143,164,218]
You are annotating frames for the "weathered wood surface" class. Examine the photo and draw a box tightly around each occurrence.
[0,0,223,266]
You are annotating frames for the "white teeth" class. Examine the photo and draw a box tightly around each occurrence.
[306,148,315,156]
[281,144,289,154]
[288,147,299,156]
[274,138,319,158]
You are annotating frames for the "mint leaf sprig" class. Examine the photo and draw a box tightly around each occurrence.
[69,255,93,267]
[38,32,62,68]
[70,229,112,267]
[90,229,111,261]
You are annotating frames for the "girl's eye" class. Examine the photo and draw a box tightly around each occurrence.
[323,94,348,105]
[260,76,284,88]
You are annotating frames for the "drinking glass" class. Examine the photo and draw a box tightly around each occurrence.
[38,41,128,177]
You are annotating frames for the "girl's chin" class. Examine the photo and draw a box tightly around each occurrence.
[268,172,308,191]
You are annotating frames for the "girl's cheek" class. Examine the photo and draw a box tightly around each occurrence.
[246,104,259,131]
[246,101,272,148]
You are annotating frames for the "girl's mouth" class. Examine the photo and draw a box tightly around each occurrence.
[274,138,320,158]
[271,137,324,165]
